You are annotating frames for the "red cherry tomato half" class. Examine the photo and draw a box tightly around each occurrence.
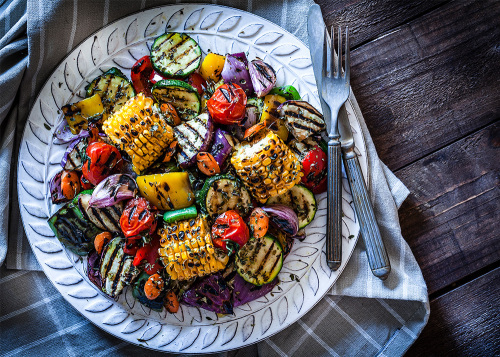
[120,197,157,238]
[211,210,250,254]
[185,73,207,96]
[207,83,247,125]
[131,56,155,96]
[301,145,327,194]
[82,142,122,186]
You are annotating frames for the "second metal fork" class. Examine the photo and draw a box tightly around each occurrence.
[322,26,350,270]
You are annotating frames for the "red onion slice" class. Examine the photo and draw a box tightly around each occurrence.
[221,52,254,95]
[249,59,276,98]
[89,174,138,208]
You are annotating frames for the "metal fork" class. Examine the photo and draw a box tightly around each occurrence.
[321,26,350,270]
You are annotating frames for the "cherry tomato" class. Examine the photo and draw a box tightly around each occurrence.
[132,234,162,275]
[196,152,220,176]
[211,210,250,254]
[131,56,169,96]
[185,73,207,96]
[301,145,327,194]
[82,142,122,185]
[120,197,157,238]
[207,83,247,125]
[60,170,81,200]
[123,239,141,256]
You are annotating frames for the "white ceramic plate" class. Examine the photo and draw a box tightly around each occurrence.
[17,4,368,353]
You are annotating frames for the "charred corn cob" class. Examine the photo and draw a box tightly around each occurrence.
[158,215,228,281]
[231,129,303,203]
[102,93,174,173]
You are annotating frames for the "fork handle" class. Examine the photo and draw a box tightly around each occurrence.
[343,147,391,280]
[327,137,342,270]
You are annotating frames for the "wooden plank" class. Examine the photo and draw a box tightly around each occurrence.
[316,0,448,48]
[396,122,500,294]
[348,0,500,170]
[406,267,500,356]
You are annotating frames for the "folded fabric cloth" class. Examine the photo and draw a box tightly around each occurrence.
[0,0,429,356]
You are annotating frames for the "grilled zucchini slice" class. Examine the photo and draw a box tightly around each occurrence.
[267,185,317,229]
[77,191,124,233]
[86,67,135,113]
[150,32,202,77]
[100,238,140,298]
[152,79,201,120]
[197,175,253,220]
[236,234,283,286]
[278,100,326,141]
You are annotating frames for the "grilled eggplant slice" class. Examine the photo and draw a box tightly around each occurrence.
[267,185,317,229]
[152,79,201,120]
[236,234,283,286]
[100,238,140,298]
[173,112,214,167]
[277,100,326,141]
[47,200,102,255]
[150,32,202,78]
[197,175,253,220]
[77,191,124,232]
[61,138,86,171]
[86,67,135,113]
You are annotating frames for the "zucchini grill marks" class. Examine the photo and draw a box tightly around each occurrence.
[278,100,326,142]
[151,33,202,77]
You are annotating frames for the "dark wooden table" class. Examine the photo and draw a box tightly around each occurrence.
[316,0,500,355]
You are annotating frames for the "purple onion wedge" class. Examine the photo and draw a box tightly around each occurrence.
[89,174,137,208]
[249,59,276,98]
[221,52,254,95]
[210,128,236,168]
[49,171,67,204]
[182,273,233,314]
[229,98,263,140]
[53,120,89,144]
[262,204,299,236]
[232,274,278,307]
[174,112,214,168]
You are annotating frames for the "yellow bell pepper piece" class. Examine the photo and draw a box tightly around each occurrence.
[200,53,226,82]
[62,94,105,134]
[136,172,194,210]
[261,94,289,141]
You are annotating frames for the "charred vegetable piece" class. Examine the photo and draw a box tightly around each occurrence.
[267,185,317,229]
[47,199,102,255]
[248,59,276,98]
[289,138,328,194]
[229,97,264,140]
[207,83,247,125]
[164,290,180,313]
[269,85,301,100]
[102,93,175,174]
[197,175,253,220]
[248,208,270,239]
[277,100,326,141]
[62,94,105,135]
[261,204,299,236]
[61,137,87,171]
[232,273,278,307]
[163,205,198,224]
[186,72,207,96]
[152,80,201,120]
[221,52,254,95]
[132,235,162,275]
[196,152,220,176]
[199,53,226,82]
[150,32,201,78]
[212,210,250,254]
[87,250,102,289]
[182,273,233,314]
[100,238,140,298]
[82,142,122,186]
[94,232,112,254]
[130,55,168,96]
[230,129,303,203]
[50,171,67,204]
[86,67,135,113]
[78,191,124,233]
[119,197,157,238]
[236,234,283,286]
[158,215,229,281]
[209,128,236,169]
[144,274,165,300]
[260,94,288,141]
[174,112,214,168]
[132,272,166,312]
[137,172,194,210]
[89,174,137,208]
[60,170,81,200]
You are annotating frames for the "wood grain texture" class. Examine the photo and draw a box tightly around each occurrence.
[316,0,448,48]
[348,0,500,170]
[406,267,500,356]
[396,122,500,294]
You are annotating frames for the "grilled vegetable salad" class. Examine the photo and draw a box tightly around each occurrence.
[48,32,327,314]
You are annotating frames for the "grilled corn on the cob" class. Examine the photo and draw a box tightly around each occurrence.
[231,129,303,203]
[158,215,228,281]
[102,93,175,173]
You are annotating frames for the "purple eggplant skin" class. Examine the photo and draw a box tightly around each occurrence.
[210,128,235,168]
[249,59,277,98]
[87,250,102,289]
[221,52,254,95]
[50,171,68,204]
[261,204,299,236]
[61,137,87,170]
[232,274,278,307]
[182,273,234,314]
